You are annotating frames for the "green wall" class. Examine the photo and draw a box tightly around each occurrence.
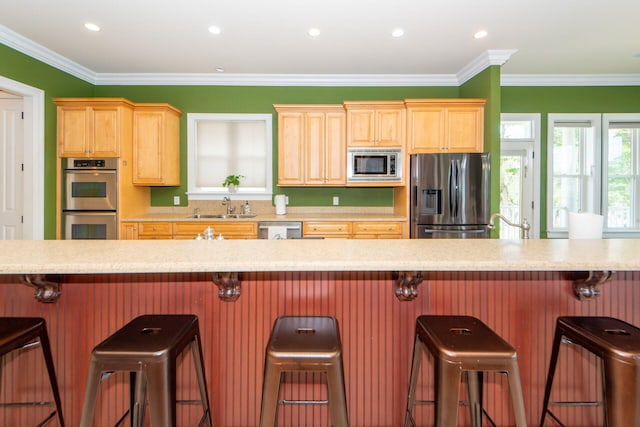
[501,86,640,236]
[92,85,461,207]
[3,41,640,239]
[0,44,95,238]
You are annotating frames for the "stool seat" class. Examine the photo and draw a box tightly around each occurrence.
[80,314,212,427]
[260,316,348,427]
[540,316,640,427]
[0,317,65,426]
[405,315,527,427]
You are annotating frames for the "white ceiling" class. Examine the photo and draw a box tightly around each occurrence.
[1,0,640,84]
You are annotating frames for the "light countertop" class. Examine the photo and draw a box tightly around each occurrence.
[1,239,638,275]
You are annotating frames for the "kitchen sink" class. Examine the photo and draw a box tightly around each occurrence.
[187,214,257,219]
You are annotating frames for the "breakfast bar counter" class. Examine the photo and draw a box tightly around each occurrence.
[1,239,639,426]
[1,238,640,274]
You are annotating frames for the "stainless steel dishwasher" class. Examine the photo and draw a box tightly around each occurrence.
[258,221,302,239]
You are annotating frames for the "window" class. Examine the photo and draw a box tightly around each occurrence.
[547,114,640,238]
[500,114,541,239]
[603,114,640,234]
[547,114,601,237]
[187,113,273,200]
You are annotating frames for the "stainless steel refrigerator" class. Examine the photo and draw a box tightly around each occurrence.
[411,153,491,238]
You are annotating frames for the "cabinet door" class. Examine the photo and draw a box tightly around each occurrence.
[120,223,139,240]
[304,112,326,185]
[346,109,375,147]
[324,112,346,185]
[91,107,120,157]
[447,107,484,153]
[57,107,90,157]
[133,105,181,186]
[277,111,305,185]
[137,222,172,239]
[173,222,257,239]
[303,221,351,238]
[407,107,446,153]
[375,108,404,147]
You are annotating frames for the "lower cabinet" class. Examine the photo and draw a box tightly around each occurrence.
[303,221,403,239]
[137,222,173,239]
[351,221,403,239]
[173,222,258,240]
[121,220,402,240]
[303,221,352,239]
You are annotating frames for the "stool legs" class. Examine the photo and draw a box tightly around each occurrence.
[435,359,463,427]
[603,357,640,425]
[37,325,66,427]
[259,360,282,427]
[327,360,349,427]
[506,359,528,427]
[540,327,562,427]
[404,335,423,427]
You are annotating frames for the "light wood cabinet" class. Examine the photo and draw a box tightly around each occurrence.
[173,222,258,240]
[120,223,139,240]
[133,103,181,186]
[303,221,352,238]
[405,99,485,153]
[137,222,173,239]
[275,105,346,186]
[344,101,405,148]
[351,221,403,239]
[55,98,135,158]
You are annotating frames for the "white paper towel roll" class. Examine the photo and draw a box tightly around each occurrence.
[568,212,603,239]
[275,194,286,215]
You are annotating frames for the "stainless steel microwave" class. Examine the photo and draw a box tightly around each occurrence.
[347,148,402,182]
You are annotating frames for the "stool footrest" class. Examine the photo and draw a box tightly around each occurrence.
[278,399,329,405]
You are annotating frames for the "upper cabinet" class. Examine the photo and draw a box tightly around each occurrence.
[344,101,405,148]
[275,104,346,186]
[55,98,134,158]
[405,99,486,153]
[132,104,182,186]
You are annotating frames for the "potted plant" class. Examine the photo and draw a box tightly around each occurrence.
[222,174,244,193]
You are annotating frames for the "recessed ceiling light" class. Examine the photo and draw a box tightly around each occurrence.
[84,22,101,32]
[391,28,405,38]
[474,30,488,39]
[308,28,321,38]
[208,25,221,35]
[215,66,225,73]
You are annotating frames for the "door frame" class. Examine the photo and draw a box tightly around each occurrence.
[0,76,44,240]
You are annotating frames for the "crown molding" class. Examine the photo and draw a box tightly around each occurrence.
[457,49,518,85]
[0,25,96,83]
[3,25,639,88]
[501,74,640,86]
[93,72,460,86]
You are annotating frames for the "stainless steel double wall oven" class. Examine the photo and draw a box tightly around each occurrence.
[61,158,118,240]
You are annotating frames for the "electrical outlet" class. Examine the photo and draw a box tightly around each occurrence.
[173,196,180,205]
[285,196,289,205]
[333,196,339,206]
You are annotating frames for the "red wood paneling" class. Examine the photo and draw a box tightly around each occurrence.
[0,271,638,426]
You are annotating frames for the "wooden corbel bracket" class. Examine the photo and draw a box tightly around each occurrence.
[394,271,424,301]
[571,270,614,300]
[20,274,62,303]
[212,272,241,302]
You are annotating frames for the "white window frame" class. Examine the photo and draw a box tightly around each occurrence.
[186,113,273,200]
[546,114,601,238]
[602,113,640,237]
[500,113,541,239]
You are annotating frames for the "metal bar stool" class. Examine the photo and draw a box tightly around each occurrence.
[404,315,527,427]
[79,314,212,427]
[259,316,348,427]
[0,317,65,427]
[540,316,640,427]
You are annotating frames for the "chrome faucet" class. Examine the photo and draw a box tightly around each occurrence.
[222,196,235,215]
[487,213,531,239]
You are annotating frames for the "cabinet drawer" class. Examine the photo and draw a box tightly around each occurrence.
[173,222,258,239]
[137,222,172,237]
[303,222,352,236]
[352,221,402,235]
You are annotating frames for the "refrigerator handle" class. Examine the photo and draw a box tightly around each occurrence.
[454,160,460,218]
[448,161,455,218]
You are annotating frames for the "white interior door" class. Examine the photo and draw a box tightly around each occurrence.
[0,97,24,239]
